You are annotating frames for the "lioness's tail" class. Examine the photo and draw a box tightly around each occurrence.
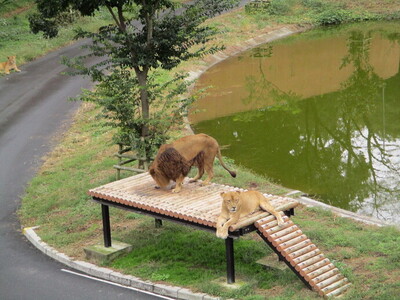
[217,149,236,178]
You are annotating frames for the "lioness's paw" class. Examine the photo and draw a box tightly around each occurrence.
[216,230,228,239]
[172,188,181,193]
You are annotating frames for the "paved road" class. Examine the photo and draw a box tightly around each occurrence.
[0,2,251,299]
[0,40,161,300]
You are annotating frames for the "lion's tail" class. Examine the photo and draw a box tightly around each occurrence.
[216,149,236,178]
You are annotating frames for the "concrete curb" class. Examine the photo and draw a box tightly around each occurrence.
[22,226,218,300]
[284,190,398,228]
[22,202,394,300]
[297,194,395,228]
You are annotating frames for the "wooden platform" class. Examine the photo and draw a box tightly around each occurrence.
[88,172,299,233]
[88,173,351,297]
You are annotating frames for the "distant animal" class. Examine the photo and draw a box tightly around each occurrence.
[216,190,284,239]
[0,56,21,74]
[149,133,236,193]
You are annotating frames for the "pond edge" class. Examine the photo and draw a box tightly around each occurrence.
[184,23,398,229]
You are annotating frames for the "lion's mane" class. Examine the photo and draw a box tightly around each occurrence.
[150,147,204,186]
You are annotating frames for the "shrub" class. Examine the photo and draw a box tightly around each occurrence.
[316,8,378,25]
[268,0,292,16]
[301,0,325,12]
[316,8,351,25]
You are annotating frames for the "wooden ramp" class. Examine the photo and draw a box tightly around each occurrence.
[254,215,352,298]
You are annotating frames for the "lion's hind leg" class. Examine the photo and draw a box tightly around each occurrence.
[259,198,285,225]
[189,162,204,183]
[201,157,215,186]
[189,151,205,183]
[189,169,204,183]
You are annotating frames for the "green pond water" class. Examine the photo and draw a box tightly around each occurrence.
[191,22,400,224]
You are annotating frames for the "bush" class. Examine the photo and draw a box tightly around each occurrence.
[316,8,378,25]
[316,8,351,25]
[268,0,292,16]
[301,0,325,12]
[29,8,80,38]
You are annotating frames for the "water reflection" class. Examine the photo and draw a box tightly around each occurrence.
[191,22,400,224]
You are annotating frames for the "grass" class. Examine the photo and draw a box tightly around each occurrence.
[242,0,400,25]
[0,0,115,66]
[11,0,400,299]
[4,0,399,71]
[18,103,400,299]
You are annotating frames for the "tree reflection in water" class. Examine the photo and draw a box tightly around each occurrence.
[193,24,400,223]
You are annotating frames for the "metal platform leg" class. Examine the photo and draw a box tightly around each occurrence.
[155,218,163,228]
[284,208,295,217]
[101,204,112,247]
[225,237,235,284]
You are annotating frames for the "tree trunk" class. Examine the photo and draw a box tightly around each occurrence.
[136,67,150,162]
[137,69,149,120]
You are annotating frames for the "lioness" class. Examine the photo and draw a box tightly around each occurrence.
[0,56,21,74]
[149,133,236,193]
[216,190,284,239]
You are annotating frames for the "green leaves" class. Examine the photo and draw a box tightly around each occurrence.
[77,67,195,159]
[34,0,239,160]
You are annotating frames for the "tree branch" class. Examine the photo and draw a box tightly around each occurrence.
[106,3,123,30]
[117,5,126,31]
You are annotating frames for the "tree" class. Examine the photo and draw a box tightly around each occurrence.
[30,0,239,162]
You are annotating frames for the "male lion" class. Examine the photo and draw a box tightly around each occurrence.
[216,190,285,239]
[0,56,21,74]
[149,133,236,193]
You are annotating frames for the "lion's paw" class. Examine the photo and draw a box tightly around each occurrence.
[277,218,285,226]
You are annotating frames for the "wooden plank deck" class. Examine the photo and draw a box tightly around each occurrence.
[88,173,299,232]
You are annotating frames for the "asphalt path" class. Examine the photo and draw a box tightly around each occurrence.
[0,1,251,299]
[0,40,162,299]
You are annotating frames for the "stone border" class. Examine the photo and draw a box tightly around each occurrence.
[23,226,217,300]
[289,193,395,227]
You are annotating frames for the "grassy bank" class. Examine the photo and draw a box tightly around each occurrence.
[13,0,400,299]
